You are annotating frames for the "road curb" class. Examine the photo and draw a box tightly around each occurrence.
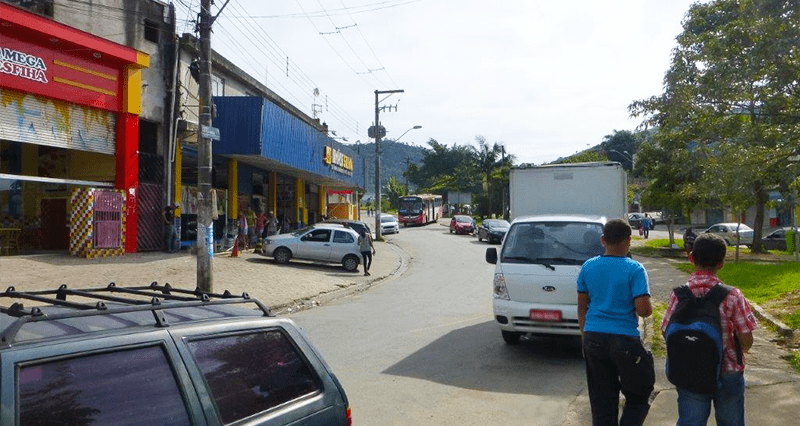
[270,240,411,315]
[748,298,794,337]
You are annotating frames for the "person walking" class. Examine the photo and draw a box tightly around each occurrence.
[661,233,757,426]
[358,228,375,276]
[255,209,267,247]
[642,214,652,239]
[577,218,655,426]
[266,211,279,237]
[162,204,179,253]
[237,209,249,251]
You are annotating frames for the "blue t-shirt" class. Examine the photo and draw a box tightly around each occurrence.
[576,255,650,337]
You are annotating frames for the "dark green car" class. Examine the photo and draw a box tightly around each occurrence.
[0,284,351,426]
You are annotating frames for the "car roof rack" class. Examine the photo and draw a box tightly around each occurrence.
[0,282,273,346]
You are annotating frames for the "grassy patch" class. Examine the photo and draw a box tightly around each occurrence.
[785,311,800,329]
[650,302,667,357]
[717,262,800,304]
[789,351,800,374]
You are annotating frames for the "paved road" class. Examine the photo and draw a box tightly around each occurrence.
[290,223,587,426]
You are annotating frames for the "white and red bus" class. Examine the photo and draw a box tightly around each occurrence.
[398,194,443,226]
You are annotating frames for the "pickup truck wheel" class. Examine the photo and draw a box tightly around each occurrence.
[342,254,360,272]
[501,330,522,345]
[273,247,291,264]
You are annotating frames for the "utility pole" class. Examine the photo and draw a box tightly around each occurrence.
[196,0,230,291]
[403,157,411,194]
[372,89,403,239]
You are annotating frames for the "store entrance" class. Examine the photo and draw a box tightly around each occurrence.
[40,199,69,250]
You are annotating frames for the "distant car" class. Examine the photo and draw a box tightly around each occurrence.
[450,215,475,235]
[702,222,754,247]
[262,224,362,271]
[321,218,373,239]
[627,213,654,230]
[762,227,792,251]
[380,214,400,235]
[477,219,510,244]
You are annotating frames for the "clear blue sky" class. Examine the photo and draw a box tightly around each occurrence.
[175,0,704,164]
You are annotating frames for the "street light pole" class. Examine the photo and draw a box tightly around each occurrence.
[373,89,404,240]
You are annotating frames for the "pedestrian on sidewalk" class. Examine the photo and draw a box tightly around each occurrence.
[642,214,652,239]
[237,209,249,251]
[358,228,375,276]
[266,211,279,237]
[162,204,179,253]
[661,233,757,426]
[577,218,655,426]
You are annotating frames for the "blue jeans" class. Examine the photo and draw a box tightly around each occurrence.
[676,371,745,426]
[164,224,178,252]
[583,332,655,426]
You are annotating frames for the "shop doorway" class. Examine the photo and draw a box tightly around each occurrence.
[40,199,68,250]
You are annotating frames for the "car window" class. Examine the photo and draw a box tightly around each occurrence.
[501,222,604,265]
[333,230,355,243]
[188,330,321,425]
[18,345,191,426]
[772,230,785,238]
[302,229,331,242]
[380,216,395,223]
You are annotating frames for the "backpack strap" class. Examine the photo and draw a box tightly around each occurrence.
[706,284,745,366]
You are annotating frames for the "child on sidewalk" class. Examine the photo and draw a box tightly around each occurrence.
[661,233,757,425]
[577,218,655,426]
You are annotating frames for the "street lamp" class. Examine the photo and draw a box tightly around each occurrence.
[393,125,422,143]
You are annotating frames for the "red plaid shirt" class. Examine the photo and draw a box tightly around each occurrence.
[661,270,757,373]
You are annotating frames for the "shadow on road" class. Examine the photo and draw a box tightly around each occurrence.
[383,320,585,396]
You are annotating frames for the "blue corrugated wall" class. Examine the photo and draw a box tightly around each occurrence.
[214,97,365,189]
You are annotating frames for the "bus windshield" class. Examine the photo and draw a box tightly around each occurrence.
[398,198,423,215]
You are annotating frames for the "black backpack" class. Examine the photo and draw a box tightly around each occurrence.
[665,284,741,394]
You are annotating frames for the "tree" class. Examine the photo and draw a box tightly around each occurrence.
[384,176,406,209]
[473,136,504,216]
[630,0,800,252]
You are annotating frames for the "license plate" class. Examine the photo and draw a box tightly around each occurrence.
[530,309,562,322]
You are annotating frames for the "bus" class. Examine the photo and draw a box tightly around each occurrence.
[397,194,443,226]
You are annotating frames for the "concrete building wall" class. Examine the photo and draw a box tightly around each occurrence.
[51,0,171,152]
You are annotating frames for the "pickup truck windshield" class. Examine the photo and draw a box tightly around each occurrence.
[500,221,604,265]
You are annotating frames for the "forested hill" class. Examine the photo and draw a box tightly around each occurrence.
[347,140,426,193]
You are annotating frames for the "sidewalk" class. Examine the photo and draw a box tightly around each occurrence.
[0,239,408,315]
[563,254,800,426]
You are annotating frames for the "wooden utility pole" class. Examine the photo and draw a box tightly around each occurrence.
[196,0,213,291]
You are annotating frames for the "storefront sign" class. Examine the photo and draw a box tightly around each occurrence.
[324,146,354,176]
[0,47,48,83]
[0,33,121,111]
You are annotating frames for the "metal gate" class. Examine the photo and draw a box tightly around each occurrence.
[93,191,123,248]
[137,152,165,251]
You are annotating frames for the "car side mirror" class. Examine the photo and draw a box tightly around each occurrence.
[486,247,497,264]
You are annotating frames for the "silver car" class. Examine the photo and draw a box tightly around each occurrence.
[262,224,362,271]
[380,214,400,234]
[703,222,754,247]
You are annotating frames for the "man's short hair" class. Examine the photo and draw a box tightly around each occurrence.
[603,218,632,245]
[692,233,727,267]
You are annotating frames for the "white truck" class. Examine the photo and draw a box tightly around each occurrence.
[509,162,627,220]
[486,162,627,344]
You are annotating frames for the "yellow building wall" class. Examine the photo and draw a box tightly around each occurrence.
[228,159,238,219]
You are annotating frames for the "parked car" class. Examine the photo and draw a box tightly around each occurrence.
[262,224,362,271]
[627,212,654,230]
[477,219,510,244]
[702,222,754,247]
[0,284,352,425]
[321,218,373,239]
[762,227,793,251]
[380,214,400,235]
[450,215,476,235]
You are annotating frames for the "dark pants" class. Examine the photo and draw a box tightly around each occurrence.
[361,251,372,272]
[583,332,655,426]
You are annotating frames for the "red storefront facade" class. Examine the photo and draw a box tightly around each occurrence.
[0,3,149,253]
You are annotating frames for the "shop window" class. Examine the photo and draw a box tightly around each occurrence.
[139,120,159,155]
[144,19,159,43]
[7,0,53,17]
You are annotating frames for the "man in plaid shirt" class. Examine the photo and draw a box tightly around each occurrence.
[661,233,757,426]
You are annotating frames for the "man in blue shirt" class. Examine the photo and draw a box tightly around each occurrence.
[577,218,655,426]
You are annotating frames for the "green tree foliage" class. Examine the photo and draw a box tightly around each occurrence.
[630,0,800,252]
[384,176,406,209]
